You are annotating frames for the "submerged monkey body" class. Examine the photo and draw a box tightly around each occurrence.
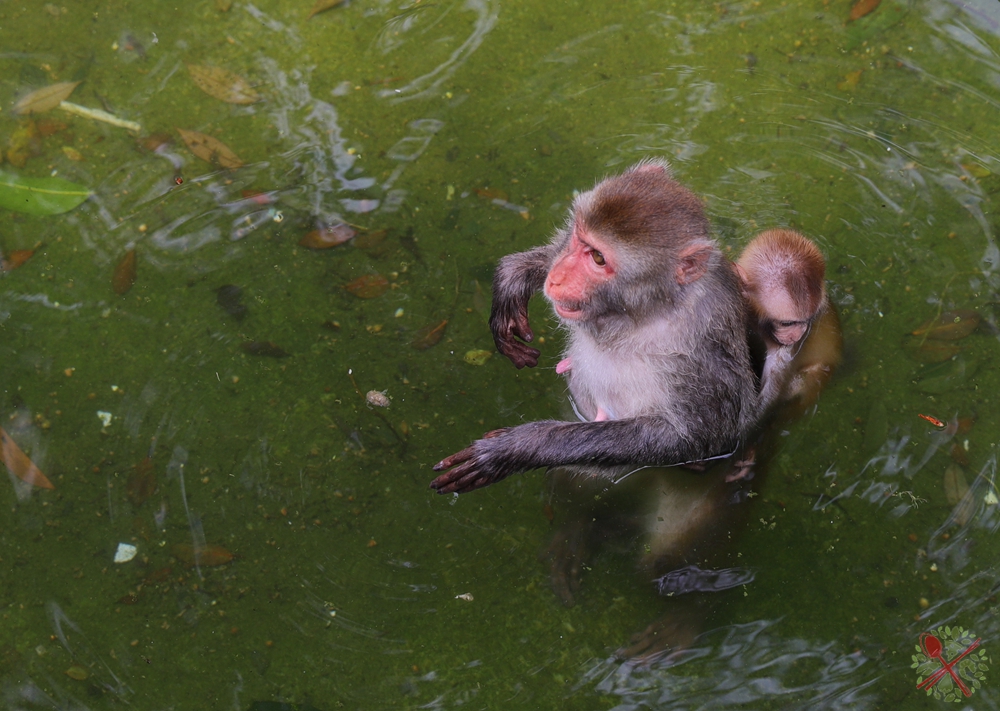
[431,160,759,493]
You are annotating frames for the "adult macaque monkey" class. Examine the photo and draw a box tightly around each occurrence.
[736,228,842,419]
[431,159,758,494]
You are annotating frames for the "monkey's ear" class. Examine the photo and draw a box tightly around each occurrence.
[675,244,712,285]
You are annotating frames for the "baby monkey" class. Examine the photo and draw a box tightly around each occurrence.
[736,228,842,418]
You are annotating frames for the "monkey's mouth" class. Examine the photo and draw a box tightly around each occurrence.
[552,301,585,319]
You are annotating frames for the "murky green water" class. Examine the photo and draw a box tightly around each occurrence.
[1,0,999,708]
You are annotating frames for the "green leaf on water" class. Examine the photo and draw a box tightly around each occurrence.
[0,171,91,215]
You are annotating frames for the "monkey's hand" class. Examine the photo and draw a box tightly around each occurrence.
[490,305,540,369]
[430,429,518,493]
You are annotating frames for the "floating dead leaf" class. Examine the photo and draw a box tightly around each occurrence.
[14,81,81,115]
[399,226,424,265]
[216,284,247,320]
[902,336,963,363]
[139,133,172,152]
[849,0,881,21]
[944,464,969,506]
[1,249,35,272]
[64,665,89,681]
[945,463,977,526]
[118,591,141,605]
[950,442,970,467]
[36,118,68,137]
[354,228,388,250]
[0,426,54,489]
[956,415,976,435]
[126,456,157,507]
[6,121,42,168]
[961,162,991,178]
[240,189,277,205]
[241,341,289,357]
[113,249,137,295]
[308,0,345,18]
[911,309,980,340]
[412,319,448,350]
[475,187,508,201]
[837,70,863,91]
[176,128,244,169]
[171,543,234,567]
[300,224,355,249]
[186,65,261,105]
[345,274,389,298]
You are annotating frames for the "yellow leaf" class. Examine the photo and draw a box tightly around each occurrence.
[309,0,345,18]
[65,665,89,681]
[837,70,863,91]
[176,128,244,169]
[14,81,81,115]
[186,65,260,104]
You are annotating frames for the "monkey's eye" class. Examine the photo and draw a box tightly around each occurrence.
[590,250,606,266]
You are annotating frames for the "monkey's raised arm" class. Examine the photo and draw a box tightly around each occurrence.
[430,416,739,494]
[489,245,555,369]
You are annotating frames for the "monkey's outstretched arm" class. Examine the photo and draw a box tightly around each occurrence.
[489,246,553,368]
[430,417,738,494]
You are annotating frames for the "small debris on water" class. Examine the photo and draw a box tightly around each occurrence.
[114,542,137,563]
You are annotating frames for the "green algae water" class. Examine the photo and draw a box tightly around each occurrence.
[1,0,1000,708]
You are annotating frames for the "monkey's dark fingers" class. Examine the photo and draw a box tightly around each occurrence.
[432,446,475,473]
[429,464,491,494]
[498,339,540,369]
[510,313,534,343]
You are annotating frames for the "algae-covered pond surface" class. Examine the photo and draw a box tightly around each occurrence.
[2,0,1000,708]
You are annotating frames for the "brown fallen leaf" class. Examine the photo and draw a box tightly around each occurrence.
[176,128,244,169]
[299,224,355,249]
[944,463,977,526]
[0,426,54,489]
[64,666,89,681]
[309,0,345,18]
[956,415,976,435]
[912,309,980,340]
[1,249,36,272]
[475,187,509,201]
[901,336,964,363]
[949,442,970,467]
[354,228,388,250]
[139,133,172,152]
[171,543,234,567]
[113,249,137,295]
[186,65,261,105]
[36,118,69,137]
[241,340,290,357]
[345,274,389,298]
[14,81,81,115]
[126,456,157,507]
[849,0,881,21]
[411,319,448,350]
